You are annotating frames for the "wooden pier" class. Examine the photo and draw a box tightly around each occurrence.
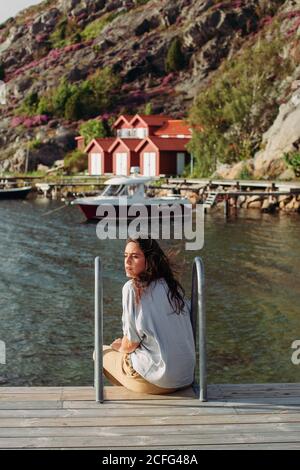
[0,383,300,449]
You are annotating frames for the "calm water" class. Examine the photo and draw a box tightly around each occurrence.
[0,197,299,386]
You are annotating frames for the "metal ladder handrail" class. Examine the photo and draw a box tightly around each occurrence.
[94,257,104,403]
[94,256,207,403]
[190,257,207,402]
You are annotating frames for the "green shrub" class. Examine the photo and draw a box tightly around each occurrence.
[134,0,151,5]
[165,38,185,73]
[22,68,121,121]
[64,149,87,174]
[284,152,300,177]
[81,15,111,40]
[238,164,252,180]
[17,91,40,116]
[87,67,121,112]
[28,139,42,150]
[188,28,293,177]
[50,16,81,48]
[81,11,125,40]
[37,95,52,115]
[79,119,113,146]
[144,102,153,115]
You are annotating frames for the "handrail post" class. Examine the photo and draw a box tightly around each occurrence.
[191,257,207,402]
[95,257,104,403]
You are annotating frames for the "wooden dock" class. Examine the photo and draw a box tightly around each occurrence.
[0,383,300,449]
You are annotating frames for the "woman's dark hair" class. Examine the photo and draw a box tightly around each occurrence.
[125,236,186,315]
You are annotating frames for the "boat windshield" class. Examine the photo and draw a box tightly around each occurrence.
[102,184,125,196]
[102,183,142,197]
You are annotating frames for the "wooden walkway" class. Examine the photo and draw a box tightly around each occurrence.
[0,383,300,449]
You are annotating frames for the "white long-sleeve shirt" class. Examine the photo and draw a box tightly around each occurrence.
[122,278,196,388]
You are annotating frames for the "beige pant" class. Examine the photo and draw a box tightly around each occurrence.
[102,345,184,394]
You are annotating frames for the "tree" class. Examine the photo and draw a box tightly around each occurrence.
[165,38,185,73]
[79,119,112,146]
[188,29,293,177]
[144,102,153,115]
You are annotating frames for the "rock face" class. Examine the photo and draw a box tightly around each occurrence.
[252,90,300,179]
[0,0,299,174]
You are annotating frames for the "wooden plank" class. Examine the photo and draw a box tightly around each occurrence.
[2,422,300,438]
[218,383,300,390]
[0,431,300,448]
[2,412,300,428]
[61,399,223,408]
[0,387,64,393]
[224,398,300,405]
[0,406,239,418]
[0,401,63,410]
[0,394,62,402]
[106,444,300,450]
[61,386,197,401]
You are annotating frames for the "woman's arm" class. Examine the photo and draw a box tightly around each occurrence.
[111,335,140,353]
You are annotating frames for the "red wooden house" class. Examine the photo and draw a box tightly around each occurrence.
[80,114,192,176]
[85,138,115,175]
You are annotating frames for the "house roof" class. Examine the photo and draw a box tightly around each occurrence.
[112,115,135,128]
[136,137,190,152]
[108,138,141,153]
[85,138,116,153]
[154,120,191,137]
[130,114,172,127]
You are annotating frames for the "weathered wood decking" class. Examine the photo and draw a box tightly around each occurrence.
[0,384,300,449]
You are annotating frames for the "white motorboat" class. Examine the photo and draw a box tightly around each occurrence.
[71,175,191,221]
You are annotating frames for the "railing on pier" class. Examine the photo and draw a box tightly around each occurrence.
[190,257,207,402]
[94,257,104,403]
[94,256,207,403]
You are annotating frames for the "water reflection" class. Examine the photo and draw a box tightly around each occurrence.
[0,199,299,386]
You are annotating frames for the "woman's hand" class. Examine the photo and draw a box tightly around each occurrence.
[110,338,122,351]
[111,336,140,353]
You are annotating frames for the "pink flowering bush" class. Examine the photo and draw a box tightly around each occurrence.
[211,0,243,11]
[6,40,93,82]
[161,73,174,87]
[286,17,300,37]
[11,114,49,128]
[259,16,273,28]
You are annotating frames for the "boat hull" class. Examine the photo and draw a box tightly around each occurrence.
[0,187,32,200]
[78,203,191,221]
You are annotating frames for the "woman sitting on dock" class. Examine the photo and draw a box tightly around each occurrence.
[101,236,196,394]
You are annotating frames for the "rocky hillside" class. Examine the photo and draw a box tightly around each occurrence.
[0,0,299,178]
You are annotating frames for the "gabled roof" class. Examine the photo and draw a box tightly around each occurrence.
[130,114,172,128]
[136,137,190,152]
[112,115,135,129]
[85,138,116,153]
[154,120,191,137]
[108,138,141,153]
